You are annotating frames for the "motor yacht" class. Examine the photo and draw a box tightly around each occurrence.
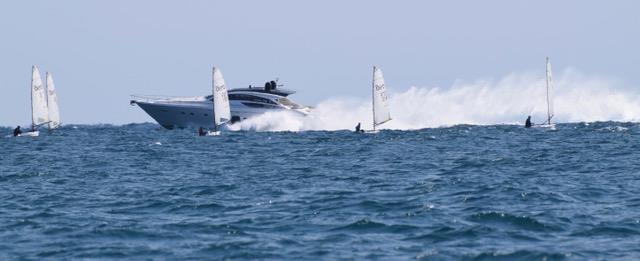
[130,81,311,129]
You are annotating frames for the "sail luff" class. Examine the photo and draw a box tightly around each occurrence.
[372,66,376,131]
[211,68,217,131]
[31,67,34,128]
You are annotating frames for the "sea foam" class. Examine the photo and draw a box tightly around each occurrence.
[228,68,640,132]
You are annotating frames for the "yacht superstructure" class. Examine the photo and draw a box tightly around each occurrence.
[131,81,311,129]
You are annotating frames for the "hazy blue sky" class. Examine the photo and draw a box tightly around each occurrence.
[1,0,638,125]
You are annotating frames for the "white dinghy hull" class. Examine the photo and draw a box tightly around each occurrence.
[205,131,221,136]
[17,131,40,137]
[534,124,556,130]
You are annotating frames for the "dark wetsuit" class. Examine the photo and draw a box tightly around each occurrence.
[270,81,277,90]
[525,117,533,128]
[198,127,206,136]
[355,123,361,133]
[13,126,22,137]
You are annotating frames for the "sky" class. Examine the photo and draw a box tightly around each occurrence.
[1,0,639,125]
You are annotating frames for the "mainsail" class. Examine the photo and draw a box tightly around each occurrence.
[46,72,61,130]
[31,66,49,129]
[372,66,391,130]
[545,57,554,125]
[211,67,231,131]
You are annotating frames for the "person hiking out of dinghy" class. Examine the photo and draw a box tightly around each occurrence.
[525,116,533,128]
[198,127,206,136]
[355,122,364,133]
[13,126,22,137]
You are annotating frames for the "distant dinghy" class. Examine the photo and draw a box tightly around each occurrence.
[368,66,392,132]
[206,67,231,136]
[14,66,61,137]
[46,72,61,131]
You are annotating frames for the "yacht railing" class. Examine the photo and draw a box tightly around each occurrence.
[130,94,207,103]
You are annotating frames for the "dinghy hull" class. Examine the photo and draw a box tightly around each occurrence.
[18,131,39,137]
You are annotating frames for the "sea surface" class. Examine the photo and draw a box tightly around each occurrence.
[2,122,640,260]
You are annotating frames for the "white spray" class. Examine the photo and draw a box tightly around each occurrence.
[228,69,640,132]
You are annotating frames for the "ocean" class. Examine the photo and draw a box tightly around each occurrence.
[1,122,640,260]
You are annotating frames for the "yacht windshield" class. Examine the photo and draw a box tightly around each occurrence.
[229,94,277,105]
[277,97,302,109]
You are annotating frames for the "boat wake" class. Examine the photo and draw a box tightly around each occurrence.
[232,69,640,132]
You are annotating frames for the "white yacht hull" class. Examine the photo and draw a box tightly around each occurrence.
[134,100,308,129]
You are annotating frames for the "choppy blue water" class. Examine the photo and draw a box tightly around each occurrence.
[1,122,640,260]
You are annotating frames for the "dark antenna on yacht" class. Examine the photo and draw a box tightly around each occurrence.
[275,77,283,87]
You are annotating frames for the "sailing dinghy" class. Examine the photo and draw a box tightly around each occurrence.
[365,66,391,133]
[206,67,231,136]
[535,57,555,129]
[13,66,62,137]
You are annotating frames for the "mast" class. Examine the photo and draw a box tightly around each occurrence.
[545,57,551,125]
[46,71,52,131]
[212,67,217,132]
[31,66,35,130]
[45,71,49,131]
[372,66,376,131]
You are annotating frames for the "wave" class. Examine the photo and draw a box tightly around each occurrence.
[228,69,640,132]
[470,250,568,260]
[332,218,419,233]
[469,211,558,232]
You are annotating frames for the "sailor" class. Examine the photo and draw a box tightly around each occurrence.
[198,127,206,136]
[264,81,271,92]
[270,80,277,90]
[525,115,533,128]
[355,122,364,133]
[13,125,22,137]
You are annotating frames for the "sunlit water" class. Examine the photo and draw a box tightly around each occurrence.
[1,122,640,259]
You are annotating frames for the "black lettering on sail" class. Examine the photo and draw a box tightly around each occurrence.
[381,93,388,102]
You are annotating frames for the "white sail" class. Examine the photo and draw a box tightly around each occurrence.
[31,66,48,128]
[545,57,554,124]
[46,72,61,130]
[372,66,391,129]
[212,67,231,130]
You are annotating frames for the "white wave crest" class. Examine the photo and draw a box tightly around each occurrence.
[229,69,640,132]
